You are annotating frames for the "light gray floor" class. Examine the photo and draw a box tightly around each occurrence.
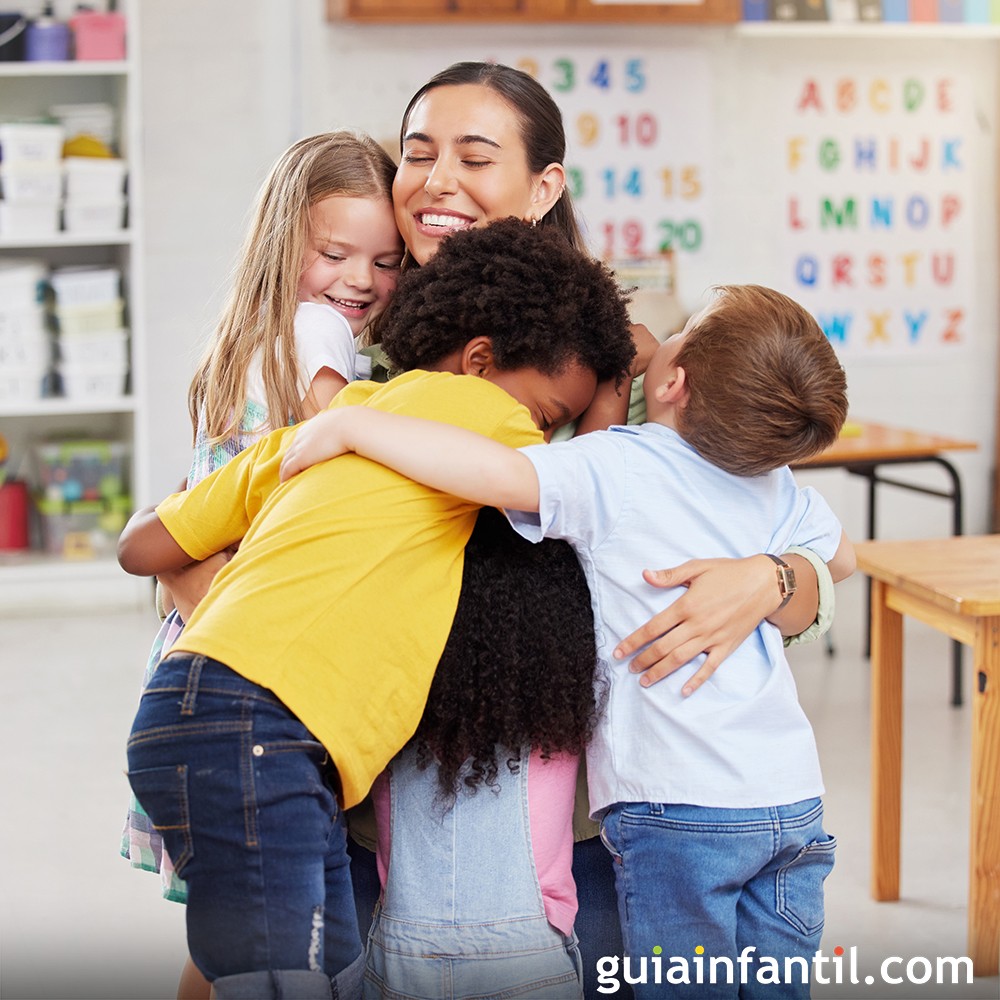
[1,574,997,999]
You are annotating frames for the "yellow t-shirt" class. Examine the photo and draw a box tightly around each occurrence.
[157,370,542,808]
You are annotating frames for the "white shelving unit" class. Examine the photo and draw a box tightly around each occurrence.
[0,1,147,614]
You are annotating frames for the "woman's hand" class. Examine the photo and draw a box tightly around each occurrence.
[157,550,233,623]
[279,408,354,481]
[613,553,817,696]
[628,322,659,379]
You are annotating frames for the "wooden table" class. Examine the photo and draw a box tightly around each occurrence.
[856,536,1000,975]
[794,422,978,704]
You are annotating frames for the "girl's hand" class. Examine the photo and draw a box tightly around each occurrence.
[279,408,353,481]
[613,554,813,695]
[157,550,233,622]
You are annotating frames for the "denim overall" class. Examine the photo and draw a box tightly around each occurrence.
[364,745,584,1000]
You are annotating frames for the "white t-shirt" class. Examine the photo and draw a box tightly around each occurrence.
[507,423,842,816]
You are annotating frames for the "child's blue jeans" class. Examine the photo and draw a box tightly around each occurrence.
[126,653,363,998]
[600,798,835,999]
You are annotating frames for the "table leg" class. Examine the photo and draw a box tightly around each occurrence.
[968,617,1000,975]
[870,578,903,902]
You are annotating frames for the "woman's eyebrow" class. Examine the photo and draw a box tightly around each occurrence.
[401,130,501,149]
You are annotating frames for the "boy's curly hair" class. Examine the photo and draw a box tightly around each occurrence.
[379,217,635,387]
[411,507,601,797]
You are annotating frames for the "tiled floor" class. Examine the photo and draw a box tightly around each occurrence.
[0,574,997,998]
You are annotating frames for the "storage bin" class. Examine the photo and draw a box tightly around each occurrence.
[35,439,128,503]
[0,258,46,306]
[62,196,126,233]
[58,360,128,400]
[55,298,125,335]
[63,156,126,200]
[0,164,63,202]
[0,13,27,61]
[57,328,127,367]
[50,266,121,306]
[0,365,47,403]
[50,103,115,146]
[0,326,49,367]
[36,494,131,559]
[0,199,60,238]
[0,122,64,164]
[0,303,46,339]
[69,10,125,61]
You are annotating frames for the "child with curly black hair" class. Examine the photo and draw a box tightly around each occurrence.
[116,219,633,1000]
[362,506,601,998]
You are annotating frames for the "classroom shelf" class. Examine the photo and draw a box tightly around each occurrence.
[734,21,1000,35]
[0,60,130,78]
[0,553,147,615]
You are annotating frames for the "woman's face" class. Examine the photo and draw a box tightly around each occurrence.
[393,84,546,266]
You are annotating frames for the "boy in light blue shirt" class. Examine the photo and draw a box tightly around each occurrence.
[280,283,855,998]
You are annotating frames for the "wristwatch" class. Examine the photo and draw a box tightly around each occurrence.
[764,553,797,610]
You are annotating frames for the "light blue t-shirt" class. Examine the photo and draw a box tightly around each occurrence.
[506,422,842,816]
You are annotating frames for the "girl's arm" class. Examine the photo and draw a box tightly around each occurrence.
[300,367,349,418]
[279,406,539,510]
[118,506,195,577]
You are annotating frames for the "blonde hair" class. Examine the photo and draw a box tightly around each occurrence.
[188,131,396,441]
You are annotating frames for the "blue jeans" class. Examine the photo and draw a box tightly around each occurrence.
[126,653,363,998]
[600,798,835,999]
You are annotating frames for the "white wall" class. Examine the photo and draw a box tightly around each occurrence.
[138,0,999,541]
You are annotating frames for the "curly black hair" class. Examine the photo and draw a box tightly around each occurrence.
[378,217,635,388]
[410,507,601,797]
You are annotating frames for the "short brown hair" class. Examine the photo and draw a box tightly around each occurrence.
[674,285,848,477]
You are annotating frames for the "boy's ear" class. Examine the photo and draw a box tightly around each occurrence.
[459,336,497,377]
[653,365,690,406]
[528,162,567,224]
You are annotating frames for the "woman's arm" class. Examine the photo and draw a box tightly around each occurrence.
[613,548,831,695]
[574,323,658,436]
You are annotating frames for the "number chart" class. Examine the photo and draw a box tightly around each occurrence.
[486,48,714,270]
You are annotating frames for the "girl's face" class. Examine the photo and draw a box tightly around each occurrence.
[394,84,557,266]
[298,195,404,335]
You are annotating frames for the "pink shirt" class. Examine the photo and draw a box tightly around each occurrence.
[373,750,580,936]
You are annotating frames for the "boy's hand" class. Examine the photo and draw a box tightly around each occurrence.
[280,408,354,481]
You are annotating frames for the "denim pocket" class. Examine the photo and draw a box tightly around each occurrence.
[776,832,837,936]
[127,764,194,875]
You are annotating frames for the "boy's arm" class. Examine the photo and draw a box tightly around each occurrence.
[279,406,541,512]
[118,506,197,577]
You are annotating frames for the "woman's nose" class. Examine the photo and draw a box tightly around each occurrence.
[424,159,458,198]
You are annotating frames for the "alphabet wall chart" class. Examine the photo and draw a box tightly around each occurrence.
[778,72,975,358]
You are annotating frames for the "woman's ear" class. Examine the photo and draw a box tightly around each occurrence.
[527,163,567,224]
[459,336,497,377]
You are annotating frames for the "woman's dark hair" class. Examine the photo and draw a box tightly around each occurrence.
[380,217,635,387]
[400,61,586,252]
[411,507,600,796]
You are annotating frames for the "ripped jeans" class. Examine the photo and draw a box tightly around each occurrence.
[600,798,836,999]
[126,653,362,991]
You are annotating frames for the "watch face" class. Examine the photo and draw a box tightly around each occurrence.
[778,566,797,597]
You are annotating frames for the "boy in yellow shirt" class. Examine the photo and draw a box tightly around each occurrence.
[118,218,635,1000]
